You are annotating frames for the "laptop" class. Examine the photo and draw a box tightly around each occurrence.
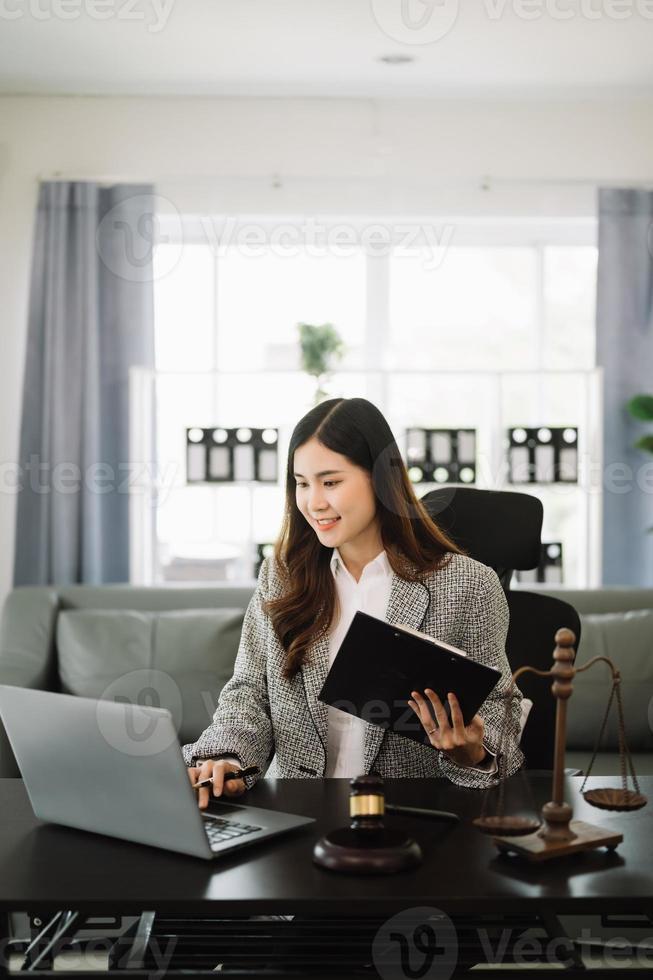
[0,686,314,860]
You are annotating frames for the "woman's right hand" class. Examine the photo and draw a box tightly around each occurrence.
[188,759,247,810]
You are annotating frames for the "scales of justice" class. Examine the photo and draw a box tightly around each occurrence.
[312,627,647,874]
[473,627,648,861]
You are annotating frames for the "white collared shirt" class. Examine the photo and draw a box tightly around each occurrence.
[325,547,393,777]
[325,547,497,778]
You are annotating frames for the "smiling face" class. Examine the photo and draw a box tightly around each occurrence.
[293,437,382,561]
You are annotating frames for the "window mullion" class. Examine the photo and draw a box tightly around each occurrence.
[212,248,221,542]
[365,249,390,413]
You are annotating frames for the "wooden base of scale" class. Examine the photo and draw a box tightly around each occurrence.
[494,820,623,862]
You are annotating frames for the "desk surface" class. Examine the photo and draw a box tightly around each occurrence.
[1,775,651,915]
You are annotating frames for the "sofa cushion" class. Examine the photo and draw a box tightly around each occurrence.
[566,609,653,752]
[56,607,245,744]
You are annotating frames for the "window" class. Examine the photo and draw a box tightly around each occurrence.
[217,248,366,373]
[389,247,539,371]
[148,219,599,586]
[543,247,597,370]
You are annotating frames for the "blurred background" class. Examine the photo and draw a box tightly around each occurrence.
[1,0,652,600]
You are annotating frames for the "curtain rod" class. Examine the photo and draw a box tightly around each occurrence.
[36,172,653,189]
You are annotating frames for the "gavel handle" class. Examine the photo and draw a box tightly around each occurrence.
[385,803,460,822]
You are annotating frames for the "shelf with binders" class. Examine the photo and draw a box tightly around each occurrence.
[515,541,564,586]
[506,425,579,486]
[186,426,280,485]
[387,370,601,588]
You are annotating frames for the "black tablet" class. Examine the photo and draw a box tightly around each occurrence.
[317,611,502,748]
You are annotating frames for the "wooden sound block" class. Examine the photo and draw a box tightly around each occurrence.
[493,820,623,862]
[313,827,423,874]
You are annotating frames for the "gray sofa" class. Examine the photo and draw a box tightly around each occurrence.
[0,583,253,778]
[0,581,651,778]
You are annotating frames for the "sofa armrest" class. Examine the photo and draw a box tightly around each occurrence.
[0,587,60,776]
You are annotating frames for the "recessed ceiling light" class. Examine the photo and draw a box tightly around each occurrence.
[378,54,415,65]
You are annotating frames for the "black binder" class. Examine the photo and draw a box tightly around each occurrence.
[318,611,501,747]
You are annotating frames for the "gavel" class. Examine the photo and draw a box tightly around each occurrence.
[313,774,423,874]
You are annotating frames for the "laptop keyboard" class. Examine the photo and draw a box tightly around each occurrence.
[204,816,263,849]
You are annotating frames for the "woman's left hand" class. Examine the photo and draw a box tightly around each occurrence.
[408,689,486,768]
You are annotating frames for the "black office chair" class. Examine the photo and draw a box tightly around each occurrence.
[421,485,543,592]
[503,590,581,770]
[421,487,581,770]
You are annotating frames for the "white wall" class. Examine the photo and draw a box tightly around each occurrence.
[1,94,652,607]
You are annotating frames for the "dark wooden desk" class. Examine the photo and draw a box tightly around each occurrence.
[1,775,652,977]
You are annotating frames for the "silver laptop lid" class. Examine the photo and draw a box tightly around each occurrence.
[0,685,218,859]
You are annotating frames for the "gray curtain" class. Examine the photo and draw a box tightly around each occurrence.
[13,182,156,586]
[596,188,653,586]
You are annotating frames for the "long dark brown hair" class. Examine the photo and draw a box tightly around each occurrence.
[266,397,462,678]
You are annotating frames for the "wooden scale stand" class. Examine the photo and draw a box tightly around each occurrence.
[474,628,647,862]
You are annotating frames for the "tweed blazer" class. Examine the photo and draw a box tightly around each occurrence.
[183,552,524,790]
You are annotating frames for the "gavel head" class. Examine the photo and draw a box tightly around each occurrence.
[349,773,385,828]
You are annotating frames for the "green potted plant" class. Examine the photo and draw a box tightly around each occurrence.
[298,322,344,405]
[626,393,653,532]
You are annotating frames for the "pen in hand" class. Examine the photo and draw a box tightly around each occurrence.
[193,765,260,790]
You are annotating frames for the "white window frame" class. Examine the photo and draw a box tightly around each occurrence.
[145,214,600,586]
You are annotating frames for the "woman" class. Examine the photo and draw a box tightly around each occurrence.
[184,398,523,808]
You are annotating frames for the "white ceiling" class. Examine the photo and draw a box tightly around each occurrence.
[1,0,653,99]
